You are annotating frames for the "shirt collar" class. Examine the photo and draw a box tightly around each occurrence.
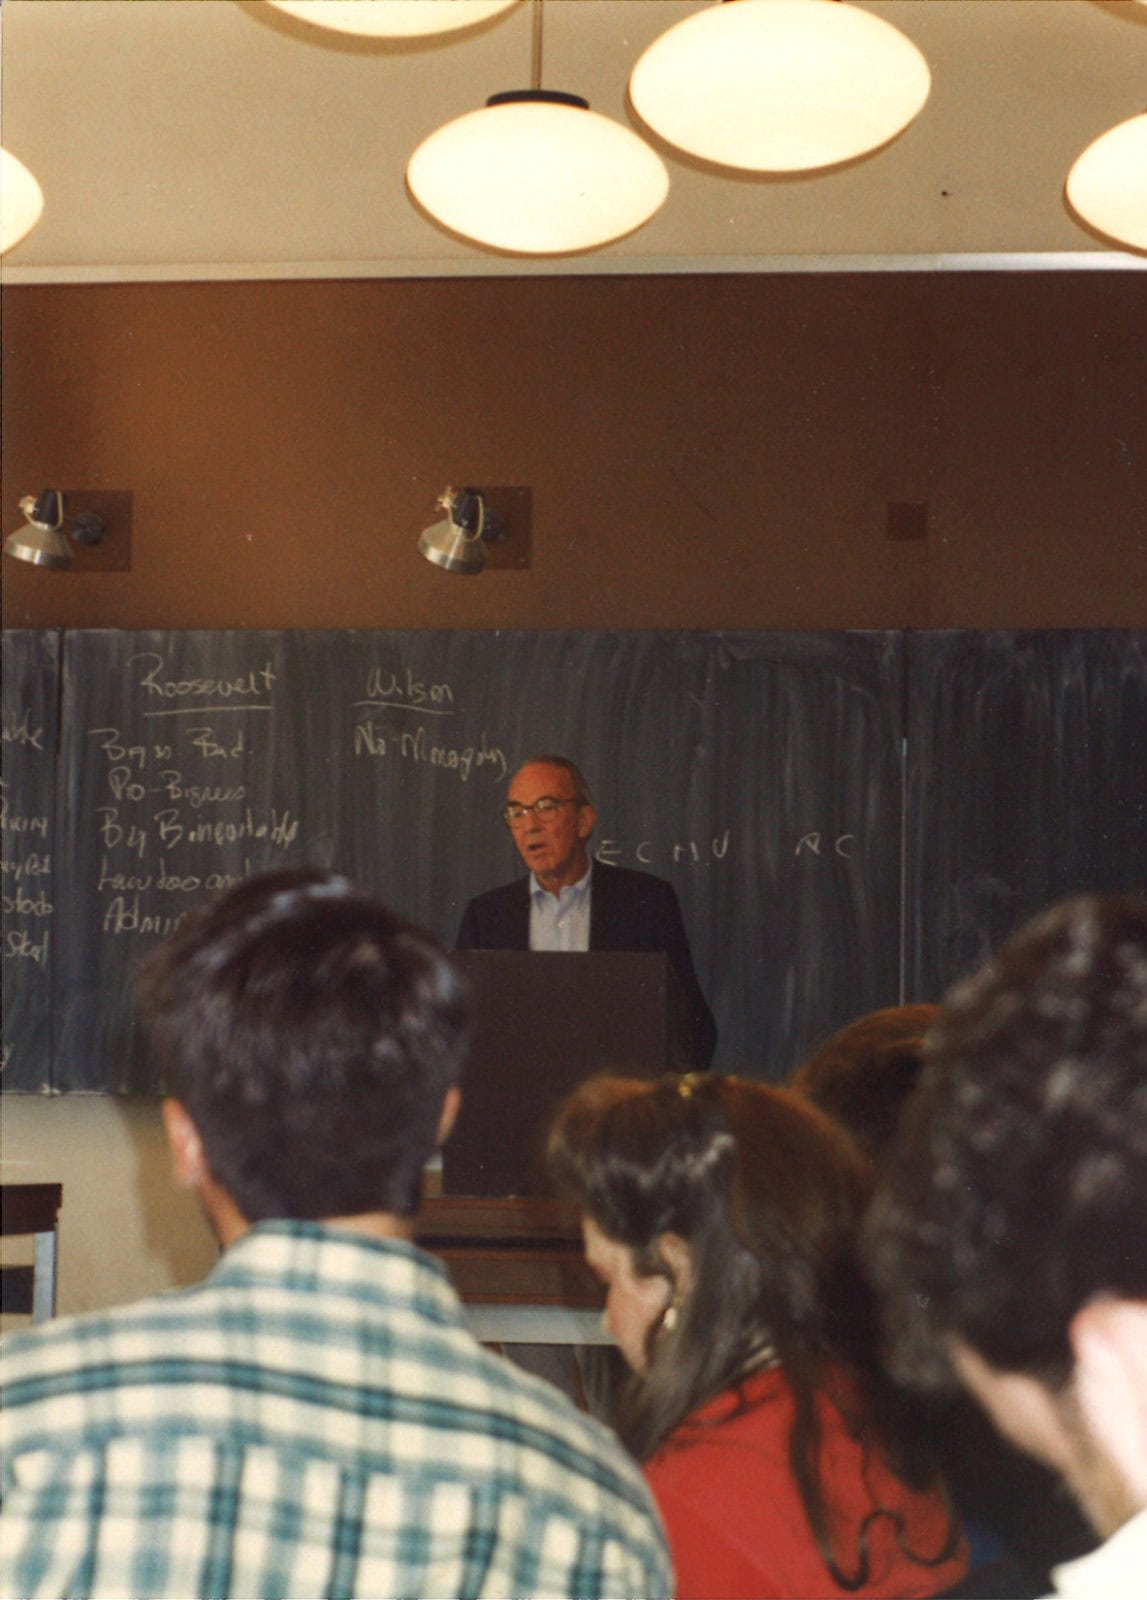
[529,858,593,902]
[211,1218,461,1318]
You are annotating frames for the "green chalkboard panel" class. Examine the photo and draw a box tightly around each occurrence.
[905,630,1147,997]
[1,630,60,1091]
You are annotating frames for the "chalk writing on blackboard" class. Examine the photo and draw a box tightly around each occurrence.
[363,666,456,711]
[596,831,733,870]
[1,788,52,968]
[3,711,45,751]
[795,832,856,859]
[132,652,277,703]
[353,720,507,783]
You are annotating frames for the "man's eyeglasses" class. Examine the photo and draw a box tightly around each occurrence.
[501,796,581,827]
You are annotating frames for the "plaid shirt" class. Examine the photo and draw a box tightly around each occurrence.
[0,1222,670,1600]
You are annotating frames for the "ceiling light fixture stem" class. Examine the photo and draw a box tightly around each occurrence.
[531,0,543,91]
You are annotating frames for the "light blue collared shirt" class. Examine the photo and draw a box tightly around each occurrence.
[529,861,592,952]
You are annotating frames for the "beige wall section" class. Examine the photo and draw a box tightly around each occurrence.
[1,1097,217,1325]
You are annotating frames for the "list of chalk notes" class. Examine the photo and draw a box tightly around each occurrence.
[84,652,302,940]
[353,661,509,785]
[1,630,59,1087]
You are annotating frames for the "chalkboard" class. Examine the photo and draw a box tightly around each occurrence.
[5,628,1144,1096]
[905,630,1147,997]
[1,630,60,1091]
[11,628,906,1091]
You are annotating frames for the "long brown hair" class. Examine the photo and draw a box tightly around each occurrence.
[549,1073,958,1590]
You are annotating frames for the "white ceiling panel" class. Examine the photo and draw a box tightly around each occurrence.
[2,0,1146,279]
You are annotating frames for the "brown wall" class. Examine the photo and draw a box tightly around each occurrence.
[3,273,1145,631]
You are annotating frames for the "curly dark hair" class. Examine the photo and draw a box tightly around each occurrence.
[865,893,1147,1392]
[135,868,468,1221]
[549,1073,958,1589]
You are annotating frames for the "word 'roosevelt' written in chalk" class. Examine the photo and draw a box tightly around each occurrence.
[364,667,455,712]
[131,652,277,702]
[354,722,507,783]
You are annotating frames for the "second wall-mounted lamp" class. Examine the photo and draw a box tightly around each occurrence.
[417,486,507,574]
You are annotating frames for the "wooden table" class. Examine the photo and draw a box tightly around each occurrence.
[416,1193,609,1345]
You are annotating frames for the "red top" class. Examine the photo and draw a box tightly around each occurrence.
[644,1365,968,1600]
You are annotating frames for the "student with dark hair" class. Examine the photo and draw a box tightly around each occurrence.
[0,870,670,1600]
[792,1003,1095,1597]
[865,894,1147,1600]
[549,1073,968,1599]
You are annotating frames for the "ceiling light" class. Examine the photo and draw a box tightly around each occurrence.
[1065,112,1147,255]
[629,0,931,173]
[1,148,45,255]
[408,91,668,254]
[4,491,105,570]
[263,0,521,38]
[407,0,668,254]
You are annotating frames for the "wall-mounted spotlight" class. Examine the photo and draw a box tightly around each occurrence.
[417,486,507,574]
[4,490,106,570]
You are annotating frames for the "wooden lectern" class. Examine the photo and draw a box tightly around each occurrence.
[419,952,679,1338]
[444,950,678,1198]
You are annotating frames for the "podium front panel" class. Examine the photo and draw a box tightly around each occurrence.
[445,952,671,1197]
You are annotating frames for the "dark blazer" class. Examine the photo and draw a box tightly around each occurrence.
[457,860,716,1069]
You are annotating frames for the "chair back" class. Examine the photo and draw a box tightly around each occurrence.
[1,1182,63,1323]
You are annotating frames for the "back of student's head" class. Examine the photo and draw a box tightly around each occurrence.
[136,868,468,1221]
[867,893,1147,1390]
[791,1003,940,1167]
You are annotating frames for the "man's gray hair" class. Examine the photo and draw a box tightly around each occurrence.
[518,755,593,807]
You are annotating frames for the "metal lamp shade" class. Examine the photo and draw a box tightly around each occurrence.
[418,515,486,574]
[5,523,73,570]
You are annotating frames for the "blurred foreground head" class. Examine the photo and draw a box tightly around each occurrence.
[865,894,1147,1536]
[791,1002,940,1166]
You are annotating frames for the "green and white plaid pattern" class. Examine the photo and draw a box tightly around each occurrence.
[0,1223,670,1599]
